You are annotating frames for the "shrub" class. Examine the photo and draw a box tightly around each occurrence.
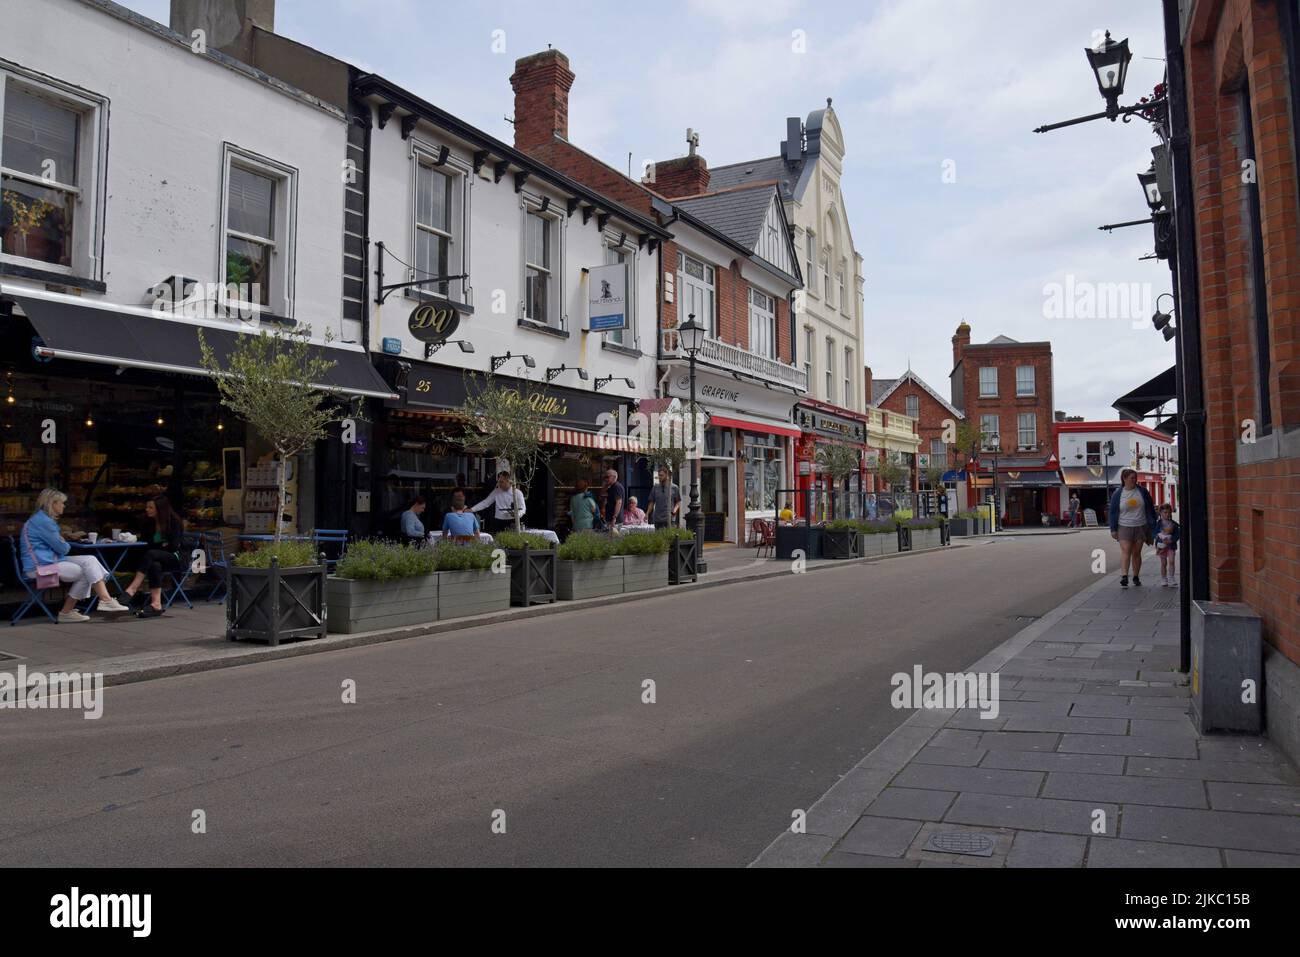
[825,518,858,531]
[233,540,320,569]
[656,526,696,542]
[558,531,617,562]
[334,539,435,580]
[903,517,940,530]
[495,530,553,551]
[855,520,896,535]
[614,530,670,556]
[432,541,495,571]
[894,508,914,522]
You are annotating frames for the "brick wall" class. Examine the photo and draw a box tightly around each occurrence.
[1186,0,1300,666]
[953,339,1054,456]
[877,379,960,473]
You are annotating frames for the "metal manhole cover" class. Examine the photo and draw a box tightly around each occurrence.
[927,831,995,857]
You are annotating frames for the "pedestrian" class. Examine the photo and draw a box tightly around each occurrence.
[122,495,186,617]
[622,496,647,525]
[569,479,599,532]
[1154,504,1181,587]
[1109,468,1157,588]
[470,470,526,534]
[1068,492,1081,528]
[441,490,481,541]
[645,467,681,529]
[601,469,625,529]
[399,495,427,542]
[20,488,129,621]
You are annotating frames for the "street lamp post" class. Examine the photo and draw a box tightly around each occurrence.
[990,432,1000,532]
[679,315,707,573]
[1103,440,1115,518]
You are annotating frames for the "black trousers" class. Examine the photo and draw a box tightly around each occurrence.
[136,549,181,588]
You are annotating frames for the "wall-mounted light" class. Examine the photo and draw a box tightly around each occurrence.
[491,353,535,372]
[594,375,636,391]
[425,340,475,359]
[545,364,589,383]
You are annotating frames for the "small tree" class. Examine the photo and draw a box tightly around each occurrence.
[198,326,350,547]
[953,420,982,467]
[877,454,908,493]
[455,373,551,532]
[815,443,862,520]
[642,401,704,477]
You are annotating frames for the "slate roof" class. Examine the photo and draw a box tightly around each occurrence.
[986,335,1019,344]
[870,378,898,405]
[675,185,779,252]
[708,156,805,202]
[873,370,963,418]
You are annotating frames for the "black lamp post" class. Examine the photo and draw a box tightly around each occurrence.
[989,432,1000,531]
[1103,440,1116,515]
[679,315,706,568]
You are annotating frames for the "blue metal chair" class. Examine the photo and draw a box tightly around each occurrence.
[161,532,202,611]
[201,530,233,603]
[312,528,348,572]
[8,535,59,625]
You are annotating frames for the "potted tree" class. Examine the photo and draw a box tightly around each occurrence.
[199,326,348,645]
[455,374,556,605]
[816,444,862,559]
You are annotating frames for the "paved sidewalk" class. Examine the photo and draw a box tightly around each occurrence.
[752,569,1300,868]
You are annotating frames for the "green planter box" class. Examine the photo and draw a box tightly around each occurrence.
[326,574,438,634]
[226,559,327,646]
[556,558,623,601]
[822,528,858,560]
[621,553,668,593]
[437,568,510,620]
[507,546,557,606]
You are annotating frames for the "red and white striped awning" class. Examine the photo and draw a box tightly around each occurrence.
[540,426,645,452]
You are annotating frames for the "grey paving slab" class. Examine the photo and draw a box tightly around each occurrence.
[977,731,1061,752]
[944,793,1116,836]
[1009,680,1084,693]
[835,815,923,858]
[930,729,982,750]
[1128,717,1196,739]
[983,698,1073,716]
[1002,715,1129,735]
[1126,757,1300,785]
[820,851,920,868]
[1058,733,1197,759]
[893,764,1044,797]
[1069,701,1191,721]
[1205,781,1300,815]
[1006,831,1087,868]
[1197,739,1285,763]
[862,787,956,822]
[981,750,1127,775]
[912,746,987,767]
[1042,771,1206,808]
[750,832,836,868]
[944,711,1008,731]
[1120,805,1300,853]
[1223,849,1300,867]
[813,767,899,816]
[1086,838,1222,868]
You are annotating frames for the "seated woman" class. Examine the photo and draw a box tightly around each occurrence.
[622,496,647,525]
[441,490,482,541]
[122,495,185,617]
[20,488,129,621]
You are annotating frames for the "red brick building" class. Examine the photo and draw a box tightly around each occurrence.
[872,369,965,494]
[950,322,1059,525]
[1174,0,1300,762]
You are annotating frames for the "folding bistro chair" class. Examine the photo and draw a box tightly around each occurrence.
[313,529,348,572]
[9,535,60,625]
[201,530,235,603]
[751,518,776,558]
[160,532,202,611]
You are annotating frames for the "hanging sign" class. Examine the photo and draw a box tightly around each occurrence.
[408,298,461,344]
[587,263,628,332]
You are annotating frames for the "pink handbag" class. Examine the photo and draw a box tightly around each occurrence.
[22,524,61,590]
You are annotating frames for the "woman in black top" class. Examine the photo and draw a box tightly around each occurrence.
[123,495,185,617]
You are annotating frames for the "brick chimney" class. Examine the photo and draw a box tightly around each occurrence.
[650,155,710,198]
[952,320,971,369]
[510,49,575,151]
[863,365,873,407]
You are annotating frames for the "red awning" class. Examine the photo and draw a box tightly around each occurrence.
[708,415,801,438]
[540,425,645,452]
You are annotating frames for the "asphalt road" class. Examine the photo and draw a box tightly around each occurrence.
[0,531,1118,867]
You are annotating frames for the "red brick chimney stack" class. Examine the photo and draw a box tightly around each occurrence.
[952,320,971,369]
[650,155,711,198]
[510,49,575,151]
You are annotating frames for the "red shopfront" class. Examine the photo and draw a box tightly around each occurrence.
[794,402,869,522]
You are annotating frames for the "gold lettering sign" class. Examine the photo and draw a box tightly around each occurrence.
[502,389,568,418]
[408,299,461,343]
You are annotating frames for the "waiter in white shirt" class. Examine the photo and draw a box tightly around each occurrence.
[471,471,526,534]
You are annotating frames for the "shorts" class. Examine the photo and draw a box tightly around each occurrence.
[1116,525,1147,542]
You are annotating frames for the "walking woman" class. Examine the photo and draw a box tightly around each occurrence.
[1109,468,1157,587]
[20,489,129,621]
[122,495,185,617]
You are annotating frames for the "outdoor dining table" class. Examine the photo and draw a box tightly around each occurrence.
[426,531,495,545]
[614,524,656,535]
[236,534,313,543]
[68,539,148,610]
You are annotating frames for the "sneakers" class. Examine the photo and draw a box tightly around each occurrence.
[1133,576,1142,587]
[58,610,90,623]
[1120,576,1129,588]
[97,598,130,613]
[137,605,164,618]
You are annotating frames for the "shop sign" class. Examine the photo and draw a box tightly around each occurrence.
[587,263,628,332]
[407,298,461,344]
[400,361,623,428]
[797,407,865,442]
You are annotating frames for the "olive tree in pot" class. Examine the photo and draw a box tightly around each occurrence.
[816,443,863,555]
[198,326,349,645]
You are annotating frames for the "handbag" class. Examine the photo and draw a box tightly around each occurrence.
[22,524,61,590]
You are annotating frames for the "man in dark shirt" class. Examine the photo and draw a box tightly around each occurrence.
[602,469,625,528]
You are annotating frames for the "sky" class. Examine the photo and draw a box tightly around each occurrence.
[121,0,1174,421]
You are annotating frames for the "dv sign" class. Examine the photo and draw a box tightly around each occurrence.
[588,263,627,332]
[408,298,461,344]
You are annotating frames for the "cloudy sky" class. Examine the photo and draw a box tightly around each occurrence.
[123,0,1174,420]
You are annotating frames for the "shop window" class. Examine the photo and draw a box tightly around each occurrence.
[743,435,783,513]
[602,237,635,347]
[979,366,998,397]
[220,144,297,318]
[1086,440,1101,466]
[524,207,558,328]
[0,71,106,277]
[677,251,716,337]
[1016,365,1035,396]
[748,287,775,358]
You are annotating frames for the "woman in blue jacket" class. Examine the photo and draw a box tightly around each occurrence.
[1108,468,1158,588]
[20,489,130,621]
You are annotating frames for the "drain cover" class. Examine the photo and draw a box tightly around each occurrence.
[927,831,995,857]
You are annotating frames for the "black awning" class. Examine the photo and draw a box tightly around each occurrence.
[1113,366,1176,421]
[7,292,397,400]
[999,471,1062,487]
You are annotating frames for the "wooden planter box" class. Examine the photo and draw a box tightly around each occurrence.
[913,528,942,550]
[621,553,668,593]
[822,528,859,560]
[556,558,623,601]
[438,569,510,620]
[775,524,822,561]
[507,546,556,606]
[858,532,892,556]
[668,537,698,584]
[326,574,438,634]
[226,559,327,646]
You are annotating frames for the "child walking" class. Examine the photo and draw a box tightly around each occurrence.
[1155,504,1180,587]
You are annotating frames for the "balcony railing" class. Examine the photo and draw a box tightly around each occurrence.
[662,330,808,392]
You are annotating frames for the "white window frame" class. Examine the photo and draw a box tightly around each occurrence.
[602,231,636,348]
[0,66,108,280]
[825,336,835,400]
[1018,412,1037,450]
[837,267,846,314]
[409,139,471,305]
[978,366,998,397]
[905,394,919,419]
[930,437,947,470]
[803,326,814,383]
[804,230,816,297]
[520,195,563,329]
[843,346,852,407]
[980,414,999,450]
[219,144,297,319]
[677,250,716,337]
[1015,365,1035,397]
[748,286,776,359]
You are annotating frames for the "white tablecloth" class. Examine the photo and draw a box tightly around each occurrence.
[521,528,560,545]
[427,531,495,545]
[614,524,657,535]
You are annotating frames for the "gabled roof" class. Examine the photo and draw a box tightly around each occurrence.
[987,334,1019,344]
[708,156,805,202]
[672,183,802,286]
[874,370,964,419]
[870,378,898,404]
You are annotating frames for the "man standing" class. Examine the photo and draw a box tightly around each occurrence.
[1068,492,1081,528]
[601,469,625,529]
[646,467,681,530]
[471,471,526,534]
